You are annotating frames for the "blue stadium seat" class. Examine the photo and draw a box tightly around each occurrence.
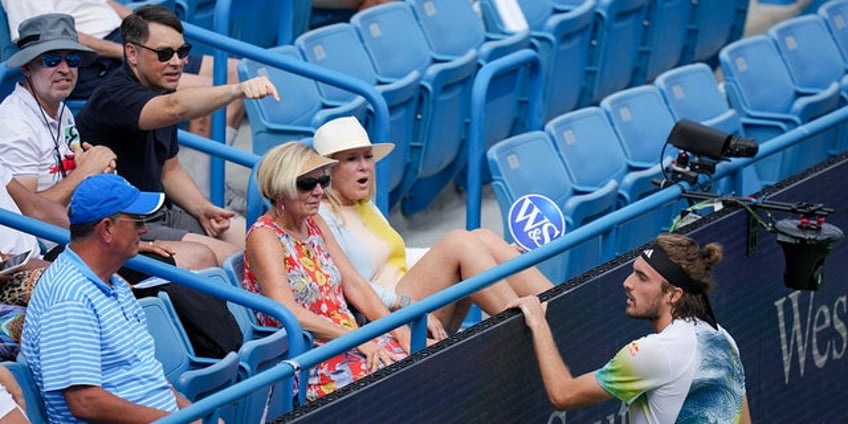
[655,63,742,134]
[599,87,686,253]
[0,3,17,61]
[351,2,478,215]
[244,159,271,228]
[599,86,675,200]
[197,267,309,420]
[139,294,241,405]
[407,0,529,148]
[237,46,368,156]
[487,130,617,281]
[819,0,848,61]
[632,0,692,84]
[295,23,420,199]
[480,0,595,123]
[3,360,47,424]
[174,0,214,54]
[654,63,762,195]
[0,61,21,98]
[578,0,650,106]
[679,0,749,66]
[769,15,848,101]
[119,0,177,9]
[407,0,528,63]
[769,14,848,157]
[176,0,301,53]
[719,35,842,183]
[544,107,628,198]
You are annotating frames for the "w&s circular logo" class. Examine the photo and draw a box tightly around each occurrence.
[507,194,566,251]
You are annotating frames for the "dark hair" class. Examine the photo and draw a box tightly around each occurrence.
[68,220,99,241]
[68,212,118,241]
[655,234,723,322]
[121,5,183,45]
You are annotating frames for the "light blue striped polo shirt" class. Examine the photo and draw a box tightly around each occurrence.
[21,248,178,422]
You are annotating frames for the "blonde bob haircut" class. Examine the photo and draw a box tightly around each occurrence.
[256,142,337,202]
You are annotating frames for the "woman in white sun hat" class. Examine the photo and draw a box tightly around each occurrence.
[315,116,554,333]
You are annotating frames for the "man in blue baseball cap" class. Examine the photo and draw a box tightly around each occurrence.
[20,174,198,422]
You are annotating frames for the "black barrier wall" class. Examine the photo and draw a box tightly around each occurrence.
[278,154,848,423]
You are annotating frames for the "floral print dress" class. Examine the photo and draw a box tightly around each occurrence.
[243,215,406,400]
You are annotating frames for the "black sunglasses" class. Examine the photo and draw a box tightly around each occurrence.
[112,214,147,228]
[296,175,331,192]
[133,42,192,62]
[41,52,83,68]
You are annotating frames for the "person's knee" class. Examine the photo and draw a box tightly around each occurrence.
[470,228,500,243]
[443,229,481,252]
[182,233,240,266]
[167,241,218,270]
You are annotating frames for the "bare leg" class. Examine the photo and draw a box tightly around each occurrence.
[155,240,218,270]
[219,216,246,248]
[471,228,554,296]
[181,233,241,266]
[394,230,522,333]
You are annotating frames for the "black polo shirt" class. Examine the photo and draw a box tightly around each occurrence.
[76,62,179,193]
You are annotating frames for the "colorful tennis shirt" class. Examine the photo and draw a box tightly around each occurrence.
[595,318,746,423]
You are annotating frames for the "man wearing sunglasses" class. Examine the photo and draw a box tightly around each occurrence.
[2,0,252,211]
[1,1,244,140]
[21,173,217,423]
[0,13,118,210]
[76,5,280,268]
[0,13,203,264]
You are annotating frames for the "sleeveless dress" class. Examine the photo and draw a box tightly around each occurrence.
[242,215,406,400]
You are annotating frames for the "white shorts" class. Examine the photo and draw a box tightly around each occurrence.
[0,384,23,419]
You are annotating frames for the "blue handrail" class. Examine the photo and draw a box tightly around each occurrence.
[466,48,544,230]
[181,21,393,213]
[177,129,258,168]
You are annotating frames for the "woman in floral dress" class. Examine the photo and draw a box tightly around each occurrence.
[243,142,410,400]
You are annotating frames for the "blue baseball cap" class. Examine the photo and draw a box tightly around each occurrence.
[69,174,165,225]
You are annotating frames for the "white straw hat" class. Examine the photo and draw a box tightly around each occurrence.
[313,117,395,162]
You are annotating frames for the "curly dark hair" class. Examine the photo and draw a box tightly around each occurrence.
[655,234,723,322]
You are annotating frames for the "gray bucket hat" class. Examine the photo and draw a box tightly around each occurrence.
[7,13,97,68]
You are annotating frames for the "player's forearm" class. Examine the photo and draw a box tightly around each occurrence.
[529,321,579,408]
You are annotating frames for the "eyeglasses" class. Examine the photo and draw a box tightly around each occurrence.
[41,52,83,68]
[133,42,192,62]
[296,175,331,192]
[112,214,147,229]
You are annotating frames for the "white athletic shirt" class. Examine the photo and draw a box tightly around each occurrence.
[595,318,747,424]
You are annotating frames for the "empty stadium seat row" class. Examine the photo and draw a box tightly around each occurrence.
[486,0,848,282]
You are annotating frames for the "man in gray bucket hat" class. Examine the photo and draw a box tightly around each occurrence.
[0,13,117,208]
